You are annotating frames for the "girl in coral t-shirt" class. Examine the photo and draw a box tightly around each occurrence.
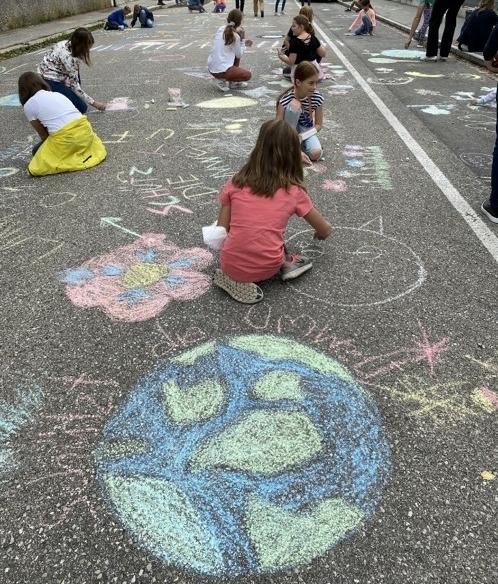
[212,119,332,304]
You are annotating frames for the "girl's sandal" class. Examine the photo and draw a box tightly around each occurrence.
[213,269,263,304]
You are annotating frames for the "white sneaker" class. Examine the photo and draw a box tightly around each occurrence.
[280,11,285,15]
[216,80,229,92]
[229,81,248,89]
[118,25,125,30]
[419,55,437,61]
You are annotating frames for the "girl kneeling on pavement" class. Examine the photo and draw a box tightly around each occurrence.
[207,9,253,92]
[18,72,106,177]
[276,61,324,162]
[212,119,332,304]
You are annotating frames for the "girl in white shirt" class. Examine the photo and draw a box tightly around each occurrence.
[207,9,253,92]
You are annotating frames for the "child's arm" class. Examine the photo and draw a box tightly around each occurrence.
[405,3,424,47]
[217,204,231,231]
[314,104,323,133]
[370,9,376,34]
[303,208,332,240]
[29,120,49,141]
[348,11,363,31]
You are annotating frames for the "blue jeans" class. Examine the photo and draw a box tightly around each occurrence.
[490,85,498,208]
[44,79,87,114]
[354,15,372,35]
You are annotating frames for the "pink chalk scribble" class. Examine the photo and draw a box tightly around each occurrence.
[482,386,498,408]
[60,234,213,322]
[322,179,347,192]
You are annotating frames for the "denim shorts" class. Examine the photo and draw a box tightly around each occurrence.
[298,124,322,155]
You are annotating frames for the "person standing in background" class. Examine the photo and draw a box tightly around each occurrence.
[405,0,434,48]
[481,24,498,223]
[419,0,465,61]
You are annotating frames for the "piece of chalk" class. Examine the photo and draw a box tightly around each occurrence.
[166,107,177,111]
[150,99,155,103]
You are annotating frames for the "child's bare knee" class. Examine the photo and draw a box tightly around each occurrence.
[309,148,323,161]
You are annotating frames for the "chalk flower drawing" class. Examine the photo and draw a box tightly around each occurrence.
[60,234,213,322]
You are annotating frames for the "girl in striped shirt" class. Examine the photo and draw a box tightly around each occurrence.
[276,61,324,162]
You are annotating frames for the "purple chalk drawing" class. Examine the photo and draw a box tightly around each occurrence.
[322,179,347,192]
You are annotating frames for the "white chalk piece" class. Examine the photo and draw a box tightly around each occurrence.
[144,103,150,109]
[150,99,155,103]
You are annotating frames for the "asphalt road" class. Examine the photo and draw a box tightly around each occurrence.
[0,3,497,583]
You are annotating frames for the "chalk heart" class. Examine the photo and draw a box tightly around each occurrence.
[95,335,390,576]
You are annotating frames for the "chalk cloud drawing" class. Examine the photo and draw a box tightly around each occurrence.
[287,219,426,307]
[0,94,21,106]
[196,96,258,109]
[95,334,390,576]
[105,97,136,111]
[368,77,413,86]
[59,234,213,322]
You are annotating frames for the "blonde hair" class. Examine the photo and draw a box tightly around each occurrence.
[232,120,305,197]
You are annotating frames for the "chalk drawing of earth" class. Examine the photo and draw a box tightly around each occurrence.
[95,335,390,576]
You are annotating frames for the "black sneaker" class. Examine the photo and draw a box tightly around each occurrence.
[280,253,312,281]
[481,201,498,224]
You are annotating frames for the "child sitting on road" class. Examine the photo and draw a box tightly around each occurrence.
[212,119,332,304]
[276,61,324,163]
[188,0,207,12]
[18,72,106,177]
[104,5,131,30]
[348,0,376,35]
[131,4,154,27]
[213,0,227,12]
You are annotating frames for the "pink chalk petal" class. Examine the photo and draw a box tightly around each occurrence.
[65,277,124,308]
[100,294,172,322]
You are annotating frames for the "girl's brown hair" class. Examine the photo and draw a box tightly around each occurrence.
[68,27,94,66]
[299,6,314,23]
[18,71,51,106]
[293,15,314,36]
[478,0,494,11]
[275,61,318,107]
[232,119,305,197]
[223,9,243,45]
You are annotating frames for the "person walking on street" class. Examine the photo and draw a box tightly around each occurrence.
[481,24,498,223]
[419,0,464,61]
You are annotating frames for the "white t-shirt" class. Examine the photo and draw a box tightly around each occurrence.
[23,90,81,134]
[207,25,244,74]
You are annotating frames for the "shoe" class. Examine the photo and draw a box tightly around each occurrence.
[416,43,424,48]
[280,253,312,281]
[280,10,285,15]
[419,55,437,61]
[216,80,229,92]
[438,56,447,62]
[213,269,264,304]
[103,22,109,30]
[345,7,351,10]
[460,44,469,52]
[229,81,248,89]
[254,13,258,17]
[274,12,278,15]
[481,201,498,224]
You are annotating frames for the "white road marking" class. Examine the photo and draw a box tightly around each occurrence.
[312,19,498,263]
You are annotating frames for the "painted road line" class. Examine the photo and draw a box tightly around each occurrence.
[311,19,498,264]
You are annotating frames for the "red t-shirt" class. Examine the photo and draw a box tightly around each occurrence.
[219,179,313,282]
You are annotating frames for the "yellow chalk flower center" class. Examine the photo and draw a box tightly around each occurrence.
[122,262,168,289]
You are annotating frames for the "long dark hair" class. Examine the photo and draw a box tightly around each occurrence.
[69,28,94,66]
[18,71,51,105]
[232,120,305,197]
[223,9,243,45]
